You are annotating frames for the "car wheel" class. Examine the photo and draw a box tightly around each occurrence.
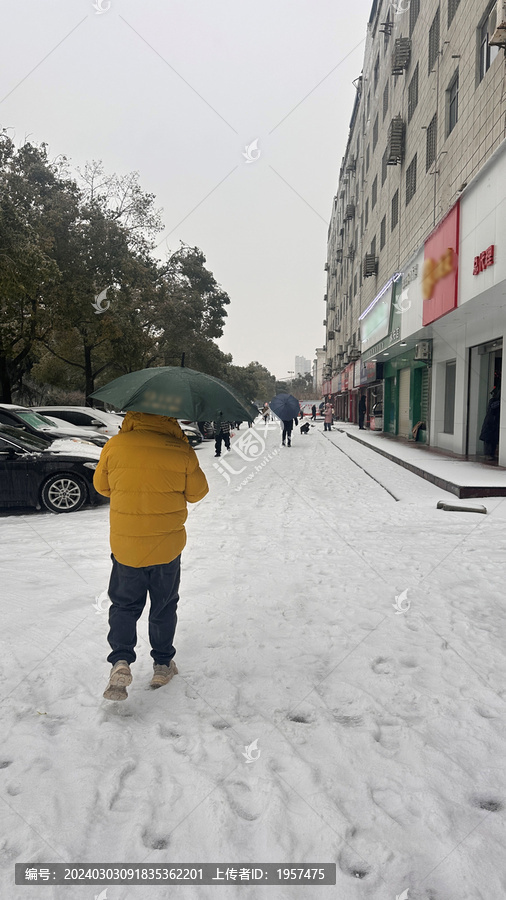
[41,474,88,513]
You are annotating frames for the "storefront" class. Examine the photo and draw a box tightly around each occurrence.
[429,142,506,464]
[360,359,383,429]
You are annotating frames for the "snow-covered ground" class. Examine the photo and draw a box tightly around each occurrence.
[1,421,506,900]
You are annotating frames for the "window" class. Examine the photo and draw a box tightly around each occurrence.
[409,0,420,35]
[478,10,499,83]
[406,153,417,205]
[383,81,389,120]
[374,55,380,90]
[382,148,388,185]
[372,176,378,209]
[391,190,399,229]
[373,114,379,150]
[426,113,437,171]
[370,236,376,258]
[447,72,459,135]
[366,144,370,172]
[408,63,419,122]
[428,7,440,74]
[365,198,369,227]
[380,215,386,250]
[444,360,456,434]
[383,10,392,49]
[448,0,460,28]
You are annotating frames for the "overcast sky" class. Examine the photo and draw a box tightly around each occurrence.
[1,0,372,380]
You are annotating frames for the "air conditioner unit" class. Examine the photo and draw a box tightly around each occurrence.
[336,248,343,262]
[324,262,329,271]
[391,37,411,75]
[329,303,336,310]
[363,254,378,278]
[346,156,356,173]
[345,202,355,220]
[323,319,327,326]
[331,268,337,276]
[349,349,360,360]
[386,116,405,165]
[347,244,355,260]
[414,341,431,360]
[328,331,335,341]
[323,293,328,302]
[490,0,506,45]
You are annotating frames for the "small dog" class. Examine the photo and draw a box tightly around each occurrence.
[300,422,311,435]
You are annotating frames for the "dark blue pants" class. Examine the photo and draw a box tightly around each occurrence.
[107,555,181,666]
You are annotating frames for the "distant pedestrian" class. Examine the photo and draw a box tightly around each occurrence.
[324,403,333,432]
[213,417,232,457]
[480,386,501,460]
[262,405,269,424]
[358,394,366,430]
[281,417,298,447]
[311,405,317,420]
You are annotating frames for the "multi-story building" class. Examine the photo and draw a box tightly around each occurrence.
[295,355,312,377]
[323,0,506,463]
[313,348,326,394]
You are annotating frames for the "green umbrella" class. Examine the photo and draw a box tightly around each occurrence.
[89,366,259,423]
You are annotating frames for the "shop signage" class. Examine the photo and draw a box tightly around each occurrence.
[360,359,383,385]
[422,201,459,325]
[354,360,361,388]
[473,245,495,275]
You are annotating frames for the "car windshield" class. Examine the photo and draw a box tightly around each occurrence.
[0,424,48,451]
[15,410,56,428]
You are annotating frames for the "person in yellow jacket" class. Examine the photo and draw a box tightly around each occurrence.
[93,411,209,701]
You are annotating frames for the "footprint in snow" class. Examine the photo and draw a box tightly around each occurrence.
[225,780,262,821]
[333,713,364,727]
[471,796,504,812]
[0,761,13,769]
[141,829,170,850]
[287,713,312,724]
[371,656,394,675]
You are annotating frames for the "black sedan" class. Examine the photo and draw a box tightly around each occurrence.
[0,425,103,513]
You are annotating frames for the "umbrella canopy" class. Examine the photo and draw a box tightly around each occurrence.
[269,392,301,421]
[89,367,259,423]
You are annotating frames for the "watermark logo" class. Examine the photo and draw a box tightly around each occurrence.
[92,590,110,615]
[396,890,409,900]
[92,288,111,314]
[390,0,410,13]
[393,286,411,314]
[393,589,410,614]
[242,739,261,763]
[242,139,261,164]
[213,421,279,489]
[95,890,108,900]
[92,0,111,14]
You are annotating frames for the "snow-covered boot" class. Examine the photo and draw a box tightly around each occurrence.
[150,660,178,689]
[103,660,132,701]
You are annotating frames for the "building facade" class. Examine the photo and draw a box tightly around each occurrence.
[323,0,506,463]
[295,355,312,377]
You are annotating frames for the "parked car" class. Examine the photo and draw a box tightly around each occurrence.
[34,406,123,437]
[0,405,108,447]
[0,425,102,513]
[177,421,203,447]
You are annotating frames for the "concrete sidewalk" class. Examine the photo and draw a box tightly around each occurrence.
[332,422,506,498]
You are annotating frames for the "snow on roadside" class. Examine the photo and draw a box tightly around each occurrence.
[0,422,506,900]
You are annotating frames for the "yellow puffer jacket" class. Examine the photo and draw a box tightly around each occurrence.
[93,412,209,567]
